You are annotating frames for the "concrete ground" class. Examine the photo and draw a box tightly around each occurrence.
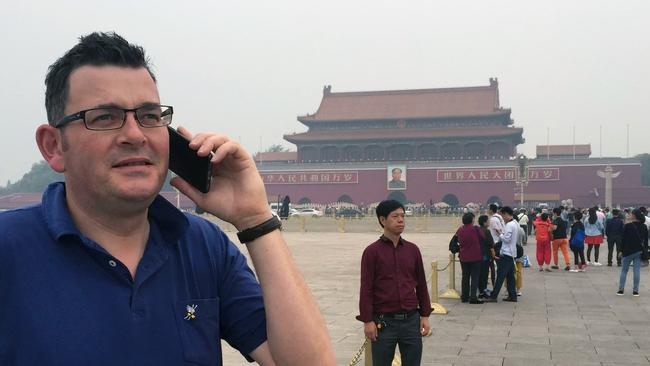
[214,217,650,366]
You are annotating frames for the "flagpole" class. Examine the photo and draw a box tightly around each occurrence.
[626,124,630,158]
[572,125,576,160]
[546,127,550,159]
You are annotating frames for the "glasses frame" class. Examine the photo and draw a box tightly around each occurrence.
[53,104,174,131]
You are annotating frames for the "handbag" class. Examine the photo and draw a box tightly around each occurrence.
[449,234,460,254]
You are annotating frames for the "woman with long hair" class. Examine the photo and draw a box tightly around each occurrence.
[617,209,649,296]
[584,207,605,265]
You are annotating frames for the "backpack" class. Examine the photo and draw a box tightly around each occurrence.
[570,228,585,249]
[516,243,524,259]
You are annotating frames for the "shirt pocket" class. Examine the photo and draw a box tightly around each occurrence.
[174,298,220,365]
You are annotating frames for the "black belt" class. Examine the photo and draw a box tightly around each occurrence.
[379,309,418,320]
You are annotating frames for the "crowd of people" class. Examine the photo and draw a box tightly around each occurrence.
[455,204,650,303]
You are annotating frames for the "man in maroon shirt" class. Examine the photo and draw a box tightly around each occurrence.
[357,200,432,366]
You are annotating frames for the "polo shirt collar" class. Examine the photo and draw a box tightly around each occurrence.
[379,234,404,246]
[42,182,189,244]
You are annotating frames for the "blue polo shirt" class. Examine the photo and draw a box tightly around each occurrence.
[0,182,267,365]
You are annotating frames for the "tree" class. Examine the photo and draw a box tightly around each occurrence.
[0,160,178,194]
[265,144,288,153]
[0,161,63,194]
[638,153,650,186]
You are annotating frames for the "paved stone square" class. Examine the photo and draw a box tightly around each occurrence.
[217,219,650,365]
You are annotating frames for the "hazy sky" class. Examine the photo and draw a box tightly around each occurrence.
[1,0,649,186]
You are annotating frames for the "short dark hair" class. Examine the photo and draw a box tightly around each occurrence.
[612,208,620,216]
[391,167,402,174]
[552,207,562,216]
[640,207,648,215]
[488,203,498,213]
[541,213,549,221]
[375,200,405,227]
[499,206,514,216]
[462,212,475,225]
[633,209,646,222]
[45,31,156,125]
[478,214,489,227]
[574,211,583,221]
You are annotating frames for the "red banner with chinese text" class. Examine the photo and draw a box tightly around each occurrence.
[261,171,359,184]
[436,168,559,183]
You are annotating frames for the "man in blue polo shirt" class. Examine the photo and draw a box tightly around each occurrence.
[0,32,335,365]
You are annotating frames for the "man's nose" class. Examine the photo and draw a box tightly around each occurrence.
[118,112,146,145]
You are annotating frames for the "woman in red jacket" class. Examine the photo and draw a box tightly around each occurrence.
[456,212,485,304]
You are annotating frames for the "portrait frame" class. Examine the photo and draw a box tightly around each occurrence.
[387,165,407,190]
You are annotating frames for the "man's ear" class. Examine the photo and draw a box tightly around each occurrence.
[35,124,65,173]
[378,216,386,228]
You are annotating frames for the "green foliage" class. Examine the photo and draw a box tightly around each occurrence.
[265,144,288,153]
[0,160,178,194]
[638,153,650,186]
[0,161,63,194]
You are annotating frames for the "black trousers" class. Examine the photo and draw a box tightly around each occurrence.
[607,235,622,265]
[586,244,600,262]
[571,246,586,265]
[372,313,422,366]
[461,261,481,301]
[478,259,490,294]
[490,255,516,300]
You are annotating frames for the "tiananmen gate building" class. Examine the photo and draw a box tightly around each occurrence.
[256,79,650,208]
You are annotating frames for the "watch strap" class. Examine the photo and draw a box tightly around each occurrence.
[236,216,282,244]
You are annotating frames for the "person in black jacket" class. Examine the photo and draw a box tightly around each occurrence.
[569,211,587,272]
[606,209,625,266]
[477,215,497,298]
[617,209,649,296]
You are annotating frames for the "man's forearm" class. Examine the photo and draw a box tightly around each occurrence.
[246,230,336,365]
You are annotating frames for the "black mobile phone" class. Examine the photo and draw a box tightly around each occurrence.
[168,126,212,193]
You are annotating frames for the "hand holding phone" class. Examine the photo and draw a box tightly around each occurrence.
[168,126,212,193]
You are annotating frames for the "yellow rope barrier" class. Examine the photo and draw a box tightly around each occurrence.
[439,253,461,299]
[430,260,448,314]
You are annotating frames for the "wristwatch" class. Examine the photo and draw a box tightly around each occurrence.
[236,216,282,244]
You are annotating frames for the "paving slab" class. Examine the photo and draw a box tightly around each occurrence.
[212,229,650,365]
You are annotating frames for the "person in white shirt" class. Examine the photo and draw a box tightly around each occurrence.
[485,206,518,302]
[488,203,504,244]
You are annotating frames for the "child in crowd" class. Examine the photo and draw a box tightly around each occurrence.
[570,211,587,272]
[533,213,553,271]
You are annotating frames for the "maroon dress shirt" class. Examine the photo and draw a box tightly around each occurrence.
[357,235,432,323]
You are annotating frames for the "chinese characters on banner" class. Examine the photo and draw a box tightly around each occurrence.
[260,171,359,184]
[436,168,560,183]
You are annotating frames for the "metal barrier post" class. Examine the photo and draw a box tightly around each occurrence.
[439,253,461,299]
[430,260,448,314]
[364,340,372,366]
[300,216,306,232]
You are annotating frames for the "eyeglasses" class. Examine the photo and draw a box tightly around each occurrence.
[54,104,173,131]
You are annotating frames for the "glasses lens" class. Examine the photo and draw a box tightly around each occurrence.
[85,108,125,130]
[137,105,172,127]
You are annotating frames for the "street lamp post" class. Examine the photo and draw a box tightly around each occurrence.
[515,154,529,208]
